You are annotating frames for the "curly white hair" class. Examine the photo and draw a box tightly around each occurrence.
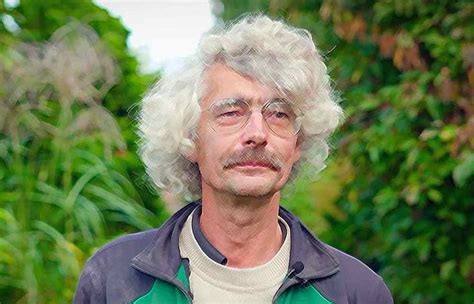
[138,14,344,198]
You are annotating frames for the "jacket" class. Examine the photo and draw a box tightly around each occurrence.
[74,201,393,303]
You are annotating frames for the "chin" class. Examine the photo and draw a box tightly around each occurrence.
[227,180,277,198]
[231,189,273,198]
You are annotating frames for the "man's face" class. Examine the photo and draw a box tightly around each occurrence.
[189,63,302,198]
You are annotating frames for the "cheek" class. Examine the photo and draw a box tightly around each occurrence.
[196,136,226,171]
[282,140,301,161]
[292,146,302,163]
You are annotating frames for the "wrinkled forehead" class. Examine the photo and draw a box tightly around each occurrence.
[200,62,296,108]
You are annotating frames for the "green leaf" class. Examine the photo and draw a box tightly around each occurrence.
[417,239,431,262]
[453,154,474,187]
[439,125,457,142]
[440,260,456,281]
[451,212,466,227]
[427,189,442,203]
[460,255,474,279]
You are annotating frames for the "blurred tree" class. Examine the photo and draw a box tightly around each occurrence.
[1,0,160,211]
[217,0,474,303]
[0,1,168,302]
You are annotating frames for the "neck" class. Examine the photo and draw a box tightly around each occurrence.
[200,189,283,268]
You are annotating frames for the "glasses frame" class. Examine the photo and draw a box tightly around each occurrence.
[202,97,303,138]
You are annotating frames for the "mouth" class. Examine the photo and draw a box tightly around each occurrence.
[226,162,276,170]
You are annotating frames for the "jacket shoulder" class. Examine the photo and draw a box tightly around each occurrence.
[326,245,394,304]
[74,229,159,303]
[82,228,159,275]
[94,229,159,259]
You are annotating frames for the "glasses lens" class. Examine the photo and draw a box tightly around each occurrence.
[263,100,300,137]
[209,98,248,133]
[207,98,302,137]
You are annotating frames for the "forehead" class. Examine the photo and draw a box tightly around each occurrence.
[201,63,277,108]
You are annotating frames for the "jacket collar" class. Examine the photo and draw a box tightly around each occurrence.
[131,201,340,281]
[278,206,340,280]
[131,202,197,280]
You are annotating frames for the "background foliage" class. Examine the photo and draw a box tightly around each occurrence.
[0,0,473,303]
[0,1,168,302]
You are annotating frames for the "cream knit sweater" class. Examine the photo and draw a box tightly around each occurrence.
[179,211,291,304]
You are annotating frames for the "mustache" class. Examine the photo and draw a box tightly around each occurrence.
[222,147,283,170]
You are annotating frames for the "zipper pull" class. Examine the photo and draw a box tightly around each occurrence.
[287,261,304,279]
[288,262,309,286]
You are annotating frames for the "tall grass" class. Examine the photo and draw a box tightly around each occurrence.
[0,22,163,303]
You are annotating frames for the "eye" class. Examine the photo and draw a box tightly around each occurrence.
[264,101,293,121]
[212,98,247,118]
[274,111,290,119]
[219,110,242,118]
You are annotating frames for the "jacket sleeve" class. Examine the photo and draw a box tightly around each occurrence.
[74,259,106,304]
[371,276,394,304]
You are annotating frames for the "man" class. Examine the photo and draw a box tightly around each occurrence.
[74,15,393,303]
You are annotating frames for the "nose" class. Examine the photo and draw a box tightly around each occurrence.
[242,112,268,147]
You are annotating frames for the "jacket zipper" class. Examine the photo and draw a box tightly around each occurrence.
[168,266,301,303]
[272,267,307,303]
[166,276,193,302]
[132,259,193,302]
[144,272,193,303]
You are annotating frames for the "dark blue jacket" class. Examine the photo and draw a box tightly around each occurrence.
[74,202,393,303]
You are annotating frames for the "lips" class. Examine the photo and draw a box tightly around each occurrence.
[227,161,275,170]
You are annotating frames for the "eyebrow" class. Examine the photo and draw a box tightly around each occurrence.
[211,97,245,107]
[214,96,290,105]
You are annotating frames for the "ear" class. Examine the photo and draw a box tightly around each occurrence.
[184,138,200,163]
[293,134,304,162]
[182,129,201,163]
[294,143,303,163]
[186,149,198,163]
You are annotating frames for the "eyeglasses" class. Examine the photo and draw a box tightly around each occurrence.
[203,97,303,138]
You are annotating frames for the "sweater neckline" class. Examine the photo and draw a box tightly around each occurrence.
[179,210,291,291]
